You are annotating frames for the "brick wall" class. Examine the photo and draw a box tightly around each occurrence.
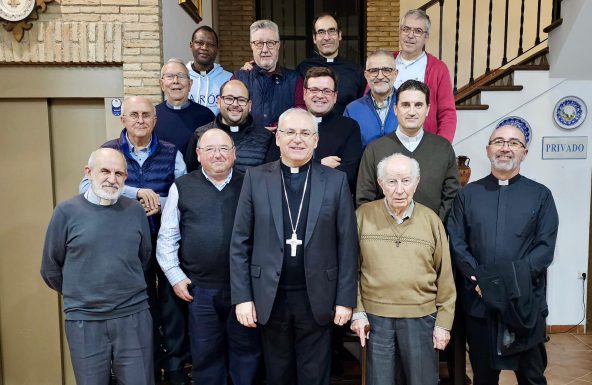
[216,0,399,69]
[0,0,163,101]
[367,0,400,55]
[218,0,255,71]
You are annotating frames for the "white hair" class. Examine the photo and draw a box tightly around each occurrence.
[376,153,420,181]
[278,108,318,133]
[160,58,188,77]
[250,19,280,41]
[400,9,431,35]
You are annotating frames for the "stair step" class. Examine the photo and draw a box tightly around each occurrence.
[456,104,489,111]
[478,85,523,92]
[511,64,550,71]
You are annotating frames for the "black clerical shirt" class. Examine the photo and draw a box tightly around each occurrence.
[278,161,312,290]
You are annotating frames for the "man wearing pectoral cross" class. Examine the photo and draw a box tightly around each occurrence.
[230,108,359,385]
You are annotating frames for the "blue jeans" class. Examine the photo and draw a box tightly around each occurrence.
[187,285,261,385]
[366,313,438,385]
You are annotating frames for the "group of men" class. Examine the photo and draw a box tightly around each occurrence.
[40,7,558,385]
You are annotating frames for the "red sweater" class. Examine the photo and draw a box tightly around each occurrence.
[394,51,457,143]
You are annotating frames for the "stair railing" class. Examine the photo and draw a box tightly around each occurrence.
[418,0,563,94]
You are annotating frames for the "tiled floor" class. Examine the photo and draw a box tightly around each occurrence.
[465,333,592,385]
[155,333,592,384]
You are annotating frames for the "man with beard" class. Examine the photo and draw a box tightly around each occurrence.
[185,79,272,173]
[231,108,358,385]
[155,58,215,156]
[394,9,456,142]
[344,49,399,148]
[296,13,366,115]
[234,20,305,129]
[42,148,154,385]
[186,26,232,115]
[448,125,558,385]
[80,96,189,385]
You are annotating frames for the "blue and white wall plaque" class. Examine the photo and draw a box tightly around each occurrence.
[542,136,587,159]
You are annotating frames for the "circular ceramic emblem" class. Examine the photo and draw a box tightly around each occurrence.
[554,96,587,130]
[496,116,532,145]
[0,0,36,22]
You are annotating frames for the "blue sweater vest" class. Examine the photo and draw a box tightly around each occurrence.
[103,129,177,234]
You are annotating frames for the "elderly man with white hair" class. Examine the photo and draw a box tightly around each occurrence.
[351,153,456,385]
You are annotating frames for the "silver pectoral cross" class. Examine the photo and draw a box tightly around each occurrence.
[286,232,302,257]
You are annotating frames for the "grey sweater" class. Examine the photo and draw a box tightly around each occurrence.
[41,195,152,320]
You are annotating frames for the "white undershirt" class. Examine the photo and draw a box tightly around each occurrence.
[394,52,427,88]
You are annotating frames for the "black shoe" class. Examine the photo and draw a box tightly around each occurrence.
[165,368,190,385]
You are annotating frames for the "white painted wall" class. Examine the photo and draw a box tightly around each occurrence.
[548,0,592,80]
[162,0,215,64]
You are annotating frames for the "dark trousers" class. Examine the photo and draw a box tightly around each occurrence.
[187,285,261,385]
[65,309,154,385]
[260,289,332,385]
[465,315,548,385]
[366,313,439,385]
[146,236,190,377]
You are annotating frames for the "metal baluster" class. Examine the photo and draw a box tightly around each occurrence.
[535,0,542,44]
[469,0,477,84]
[486,0,493,74]
[502,0,509,65]
[439,0,445,60]
[453,0,461,93]
[518,0,525,56]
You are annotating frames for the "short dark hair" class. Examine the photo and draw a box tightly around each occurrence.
[304,66,338,90]
[191,25,219,46]
[396,80,430,106]
[312,12,340,34]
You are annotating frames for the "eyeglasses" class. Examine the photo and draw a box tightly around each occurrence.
[124,112,155,121]
[400,26,427,37]
[161,72,190,81]
[365,67,396,77]
[199,146,234,155]
[192,40,217,49]
[305,87,335,96]
[251,40,279,50]
[277,129,317,139]
[488,138,526,149]
[220,95,250,106]
[315,28,338,37]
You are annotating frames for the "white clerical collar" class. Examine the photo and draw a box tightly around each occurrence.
[230,126,239,132]
[326,57,334,63]
[165,100,191,110]
[498,179,509,186]
[84,188,118,206]
[314,116,323,124]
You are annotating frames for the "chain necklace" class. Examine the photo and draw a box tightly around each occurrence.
[383,200,411,247]
[280,164,311,256]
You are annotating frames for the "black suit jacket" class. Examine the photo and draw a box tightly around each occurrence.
[230,160,359,325]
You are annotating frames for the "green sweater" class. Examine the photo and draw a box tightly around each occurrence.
[356,131,460,224]
[355,199,456,329]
